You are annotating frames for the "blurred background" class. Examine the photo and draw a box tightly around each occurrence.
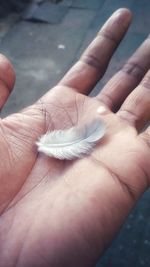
[0,0,150,266]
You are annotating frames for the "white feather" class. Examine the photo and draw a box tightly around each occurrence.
[36,119,105,160]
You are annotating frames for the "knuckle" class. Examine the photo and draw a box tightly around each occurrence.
[80,54,103,71]
[122,62,145,79]
[80,29,118,71]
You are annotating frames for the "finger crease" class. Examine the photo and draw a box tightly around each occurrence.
[138,163,150,189]
[118,109,139,125]
[141,133,150,151]
[97,93,114,108]
[122,62,145,79]
[142,82,150,90]
[97,31,117,45]
[91,156,137,202]
[141,76,150,89]
[81,54,103,70]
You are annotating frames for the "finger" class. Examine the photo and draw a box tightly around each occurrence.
[117,70,150,130]
[0,54,15,111]
[98,36,150,111]
[59,8,132,94]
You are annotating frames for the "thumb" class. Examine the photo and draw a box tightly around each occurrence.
[0,54,15,112]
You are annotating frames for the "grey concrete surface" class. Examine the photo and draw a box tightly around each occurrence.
[0,1,150,266]
[1,6,96,116]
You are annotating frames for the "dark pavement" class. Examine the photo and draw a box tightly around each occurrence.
[0,0,150,266]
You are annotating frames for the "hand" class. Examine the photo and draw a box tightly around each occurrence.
[0,8,150,267]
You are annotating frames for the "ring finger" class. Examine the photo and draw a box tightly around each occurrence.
[117,69,150,130]
[97,36,150,112]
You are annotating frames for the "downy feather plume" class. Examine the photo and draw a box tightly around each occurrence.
[36,119,105,160]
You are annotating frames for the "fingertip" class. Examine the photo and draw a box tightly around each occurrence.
[100,8,132,42]
[110,8,132,27]
[113,8,132,19]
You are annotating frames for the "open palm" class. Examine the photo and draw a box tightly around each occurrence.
[0,9,150,267]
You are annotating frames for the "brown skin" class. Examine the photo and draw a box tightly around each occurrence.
[0,8,150,267]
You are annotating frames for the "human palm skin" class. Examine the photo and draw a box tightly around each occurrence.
[0,8,150,267]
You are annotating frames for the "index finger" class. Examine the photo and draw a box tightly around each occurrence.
[59,8,132,95]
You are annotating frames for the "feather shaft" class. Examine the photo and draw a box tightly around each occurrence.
[36,119,105,160]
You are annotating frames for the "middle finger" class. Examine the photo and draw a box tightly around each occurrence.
[59,8,132,95]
